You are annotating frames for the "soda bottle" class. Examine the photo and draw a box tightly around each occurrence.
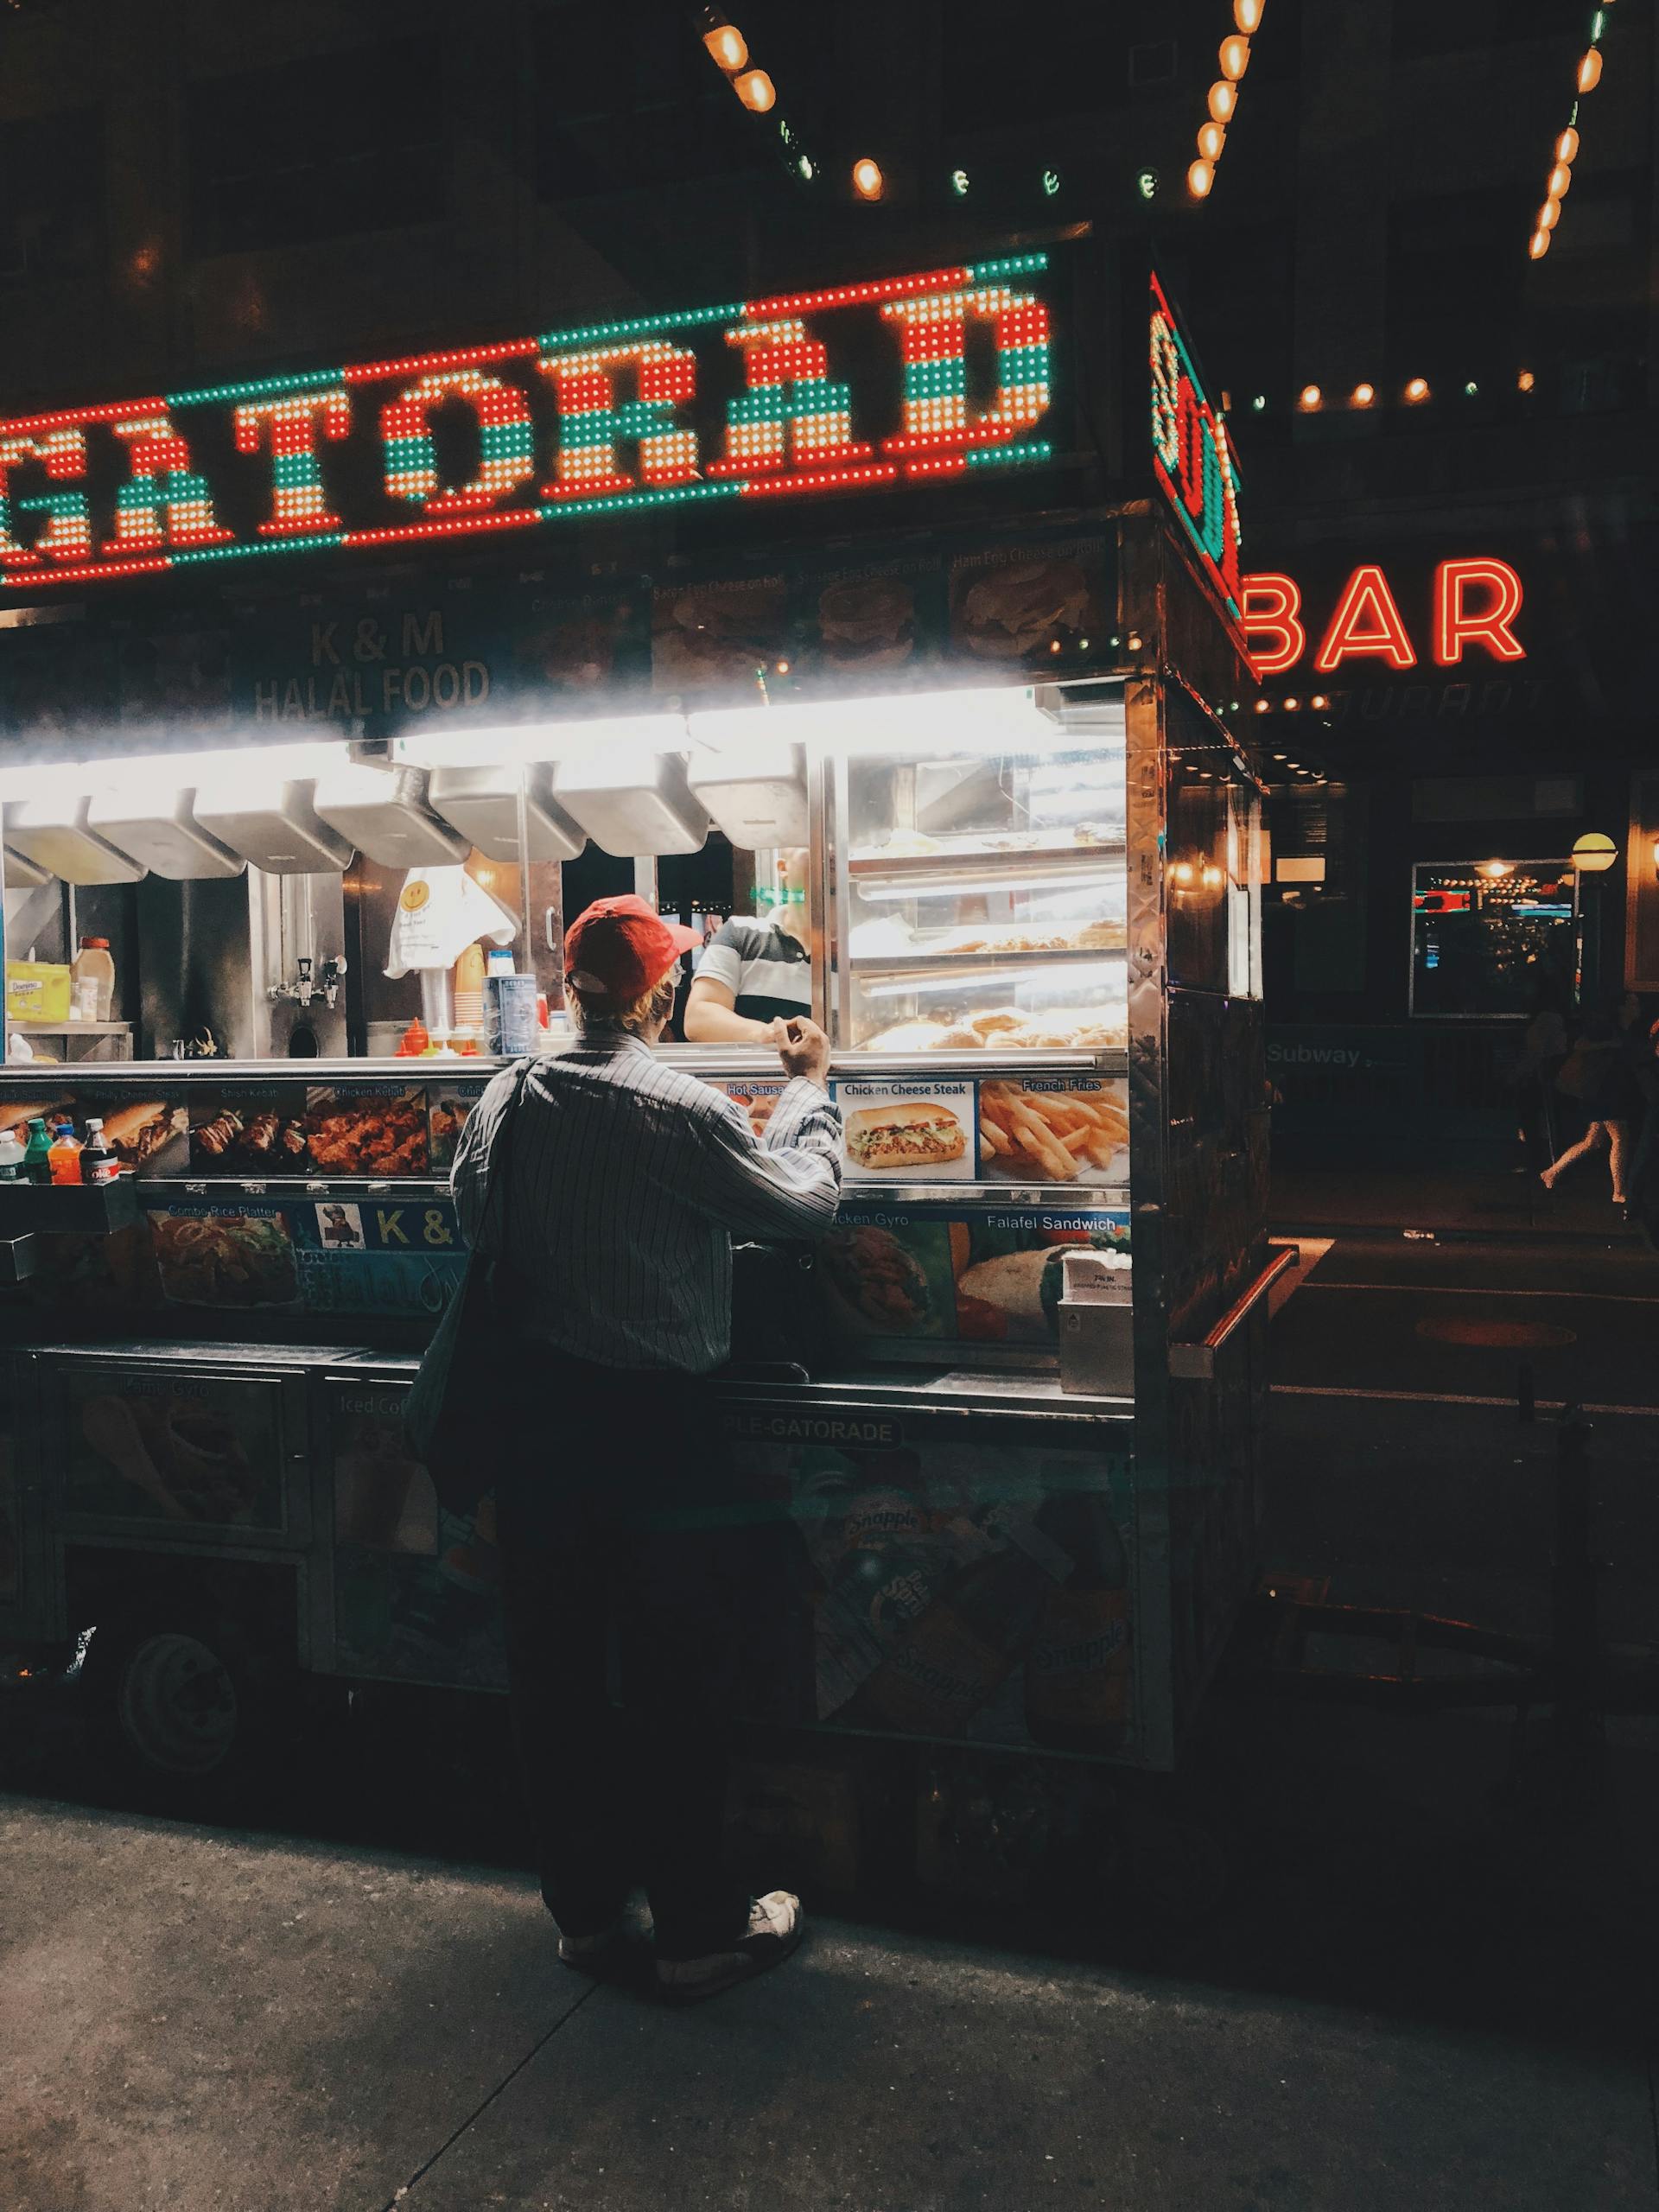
[1023,1484,1132,1752]
[844,1503,1075,1738]
[22,1118,54,1185]
[81,1119,120,1187]
[48,1122,84,1185]
[0,1128,24,1182]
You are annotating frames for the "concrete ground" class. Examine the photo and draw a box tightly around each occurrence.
[3,1206,1658,2210]
[2,1790,1655,2212]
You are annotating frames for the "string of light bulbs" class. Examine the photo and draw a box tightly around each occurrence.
[1243,368,1549,415]
[1188,0,1262,200]
[696,10,883,202]
[1528,2,1616,260]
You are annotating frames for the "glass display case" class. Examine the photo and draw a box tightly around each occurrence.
[825,686,1129,1054]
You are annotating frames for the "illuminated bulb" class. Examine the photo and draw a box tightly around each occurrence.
[1529,229,1551,260]
[1219,34,1250,79]
[1548,162,1573,199]
[1578,47,1603,92]
[1537,198,1560,231]
[1234,0,1264,27]
[1198,120,1227,160]
[1254,698,1271,714]
[1170,861,1196,886]
[1282,696,1300,711]
[1041,168,1061,197]
[1187,156,1216,199]
[734,68,775,111]
[702,19,748,72]
[1208,79,1237,123]
[1517,368,1536,392]
[1297,384,1321,411]
[1464,380,1478,397]
[1405,376,1430,402]
[1555,127,1580,164]
[1351,382,1375,407]
[1310,695,1329,710]
[852,156,884,200]
[950,168,969,196]
[1250,392,1266,410]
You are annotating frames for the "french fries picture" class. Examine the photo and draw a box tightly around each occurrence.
[979,1081,1128,1185]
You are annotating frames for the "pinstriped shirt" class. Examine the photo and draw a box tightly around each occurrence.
[450,1030,842,1373]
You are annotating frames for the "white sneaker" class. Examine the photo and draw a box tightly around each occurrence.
[656,1891,805,2003]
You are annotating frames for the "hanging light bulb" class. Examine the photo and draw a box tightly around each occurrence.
[1187,156,1216,199]
[1548,161,1573,199]
[1298,384,1321,411]
[1577,47,1603,92]
[1198,120,1227,160]
[1555,126,1580,163]
[1537,198,1560,231]
[1219,34,1251,78]
[1351,382,1375,407]
[852,156,884,200]
[1208,79,1237,122]
[1234,0,1264,28]
[701,17,748,72]
[1529,229,1552,260]
[1517,368,1536,392]
[734,67,775,111]
[1404,376,1430,402]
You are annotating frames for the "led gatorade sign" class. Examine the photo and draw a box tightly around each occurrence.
[1242,559,1525,677]
[0,255,1056,594]
[1148,270,1243,627]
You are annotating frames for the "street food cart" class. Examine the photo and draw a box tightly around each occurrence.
[0,233,1271,1800]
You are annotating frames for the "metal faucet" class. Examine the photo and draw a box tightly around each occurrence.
[269,956,315,1007]
[319,955,347,1009]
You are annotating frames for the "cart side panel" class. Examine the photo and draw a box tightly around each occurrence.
[0,1351,57,1643]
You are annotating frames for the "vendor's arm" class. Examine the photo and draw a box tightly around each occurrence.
[683,975,780,1046]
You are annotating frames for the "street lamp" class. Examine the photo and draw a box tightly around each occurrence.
[1571,832,1619,1008]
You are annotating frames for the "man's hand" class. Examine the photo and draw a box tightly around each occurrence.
[777,1015,831,1090]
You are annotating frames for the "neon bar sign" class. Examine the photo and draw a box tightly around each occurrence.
[0,255,1054,594]
[1242,560,1525,676]
[1149,270,1243,626]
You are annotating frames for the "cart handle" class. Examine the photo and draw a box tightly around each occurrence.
[1168,1244,1300,1382]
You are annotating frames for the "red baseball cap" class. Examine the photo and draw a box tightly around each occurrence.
[563,894,700,1007]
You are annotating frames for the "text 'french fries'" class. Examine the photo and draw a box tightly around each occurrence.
[980,1081,1128,1185]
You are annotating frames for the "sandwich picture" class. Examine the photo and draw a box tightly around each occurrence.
[101,1100,187,1169]
[846,1100,967,1172]
[815,577,915,670]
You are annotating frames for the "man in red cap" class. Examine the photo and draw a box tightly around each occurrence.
[451,893,841,2001]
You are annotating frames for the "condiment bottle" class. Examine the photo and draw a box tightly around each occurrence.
[0,1129,24,1182]
[73,937,116,1023]
[48,1121,84,1185]
[22,1118,53,1185]
[81,1119,120,1187]
[397,1016,429,1058]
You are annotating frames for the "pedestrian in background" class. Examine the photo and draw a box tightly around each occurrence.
[1541,1009,1639,1209]
[1513,1002,1568,1174]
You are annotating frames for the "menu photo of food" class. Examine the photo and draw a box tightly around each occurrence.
[305,1084,429,1176]
[189,1089,308,1173]
[66,1370,282,1529]
[953,1214,1132,1344]
[835,1080,974,1185]
[652,576,788,696]
[710,1078,792,1140]
[817,1213,954,1340]
[428,1083,486,1171]
[75,1096,189,1175]
[978,1077,1128,1188]
[146,1205,301,1309]
[949,545,1105,665]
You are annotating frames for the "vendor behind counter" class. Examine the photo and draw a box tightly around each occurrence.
[683,848,811,1046]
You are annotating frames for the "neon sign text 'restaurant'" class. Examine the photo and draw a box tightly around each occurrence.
[1242,560,1525,676]
[0,256,1055,594]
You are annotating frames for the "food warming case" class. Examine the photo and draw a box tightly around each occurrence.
[0,238,1272,1781]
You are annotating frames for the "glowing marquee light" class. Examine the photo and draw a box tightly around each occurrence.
[1149,270,1243,625]
[1241,558,1526,675]
[0,255,1058,594]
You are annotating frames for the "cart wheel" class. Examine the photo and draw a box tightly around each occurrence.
[84,1612,275,1796]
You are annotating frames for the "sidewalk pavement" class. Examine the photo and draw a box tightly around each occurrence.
[3,1787,1655,2212]
[1272,1162,1647,1244]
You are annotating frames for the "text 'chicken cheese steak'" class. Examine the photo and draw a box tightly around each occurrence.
[846,1100,967,1171]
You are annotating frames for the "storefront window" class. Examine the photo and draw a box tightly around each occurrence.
[1409,859,1577,1018]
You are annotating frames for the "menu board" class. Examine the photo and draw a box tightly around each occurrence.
[57,1364,287,1531]
[290,1198,467,1319]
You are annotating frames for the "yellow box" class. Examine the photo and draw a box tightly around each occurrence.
[5,962,73,1024]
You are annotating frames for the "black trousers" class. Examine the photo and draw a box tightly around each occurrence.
[493,1358,753,1960]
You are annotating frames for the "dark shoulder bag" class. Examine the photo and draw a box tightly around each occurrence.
[404,1061,531,1515]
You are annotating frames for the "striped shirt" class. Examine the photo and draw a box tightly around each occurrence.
[696,917,811,1026]
[450,1031,842,1373]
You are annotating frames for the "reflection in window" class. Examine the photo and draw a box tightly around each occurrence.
[1409,859,1577,1017]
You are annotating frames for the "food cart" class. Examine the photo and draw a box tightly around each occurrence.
[0,232,1272,1804]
